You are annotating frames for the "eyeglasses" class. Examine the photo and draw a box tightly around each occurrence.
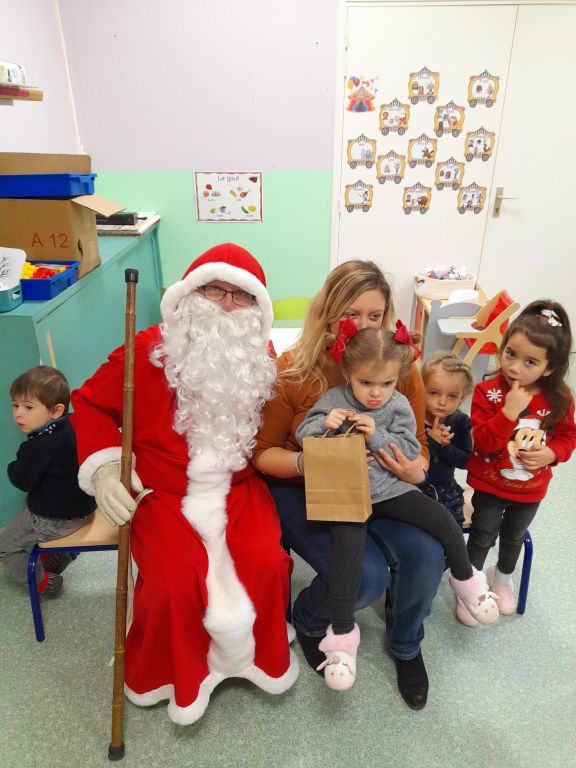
[200,285,255,307]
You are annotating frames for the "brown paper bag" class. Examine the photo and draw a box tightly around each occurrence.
[302,428,372,522]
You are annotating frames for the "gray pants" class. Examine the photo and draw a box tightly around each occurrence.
[0,506,87,585]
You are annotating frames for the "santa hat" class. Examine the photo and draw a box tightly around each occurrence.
[160,243,273,334]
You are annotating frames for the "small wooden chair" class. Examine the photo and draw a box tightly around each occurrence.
[27,508,118,641]
[422,299,481,359]
[436,290,520,379]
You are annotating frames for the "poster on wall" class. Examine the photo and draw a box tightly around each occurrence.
[195,172,263,222]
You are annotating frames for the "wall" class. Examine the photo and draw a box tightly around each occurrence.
[0,0,79,152]
[56,0,338,298]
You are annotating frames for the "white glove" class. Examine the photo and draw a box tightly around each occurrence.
[93,461,145,527]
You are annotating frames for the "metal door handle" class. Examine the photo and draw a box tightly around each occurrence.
[493,186,518,218]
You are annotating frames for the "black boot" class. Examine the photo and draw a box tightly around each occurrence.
[394,650,429,710]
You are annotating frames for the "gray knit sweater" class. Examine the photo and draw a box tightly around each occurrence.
[296,384,421,504]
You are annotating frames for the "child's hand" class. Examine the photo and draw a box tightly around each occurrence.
[348,413,375,438]
[324,408,351,431]
[426,417,454,446]
[518,445,556,471]
[502,381,532,421]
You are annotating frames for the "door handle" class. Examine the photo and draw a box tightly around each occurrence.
[492,186,518,218]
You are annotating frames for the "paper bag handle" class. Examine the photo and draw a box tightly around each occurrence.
[322,422,358,438]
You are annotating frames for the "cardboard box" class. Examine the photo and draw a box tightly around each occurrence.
[0,153,124,278]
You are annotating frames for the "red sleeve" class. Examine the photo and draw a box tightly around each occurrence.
[547,397,576,464]
[470,383,516,454]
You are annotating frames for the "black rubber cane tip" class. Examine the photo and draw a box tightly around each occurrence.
[125,268,139,283]
[108,742,125,761]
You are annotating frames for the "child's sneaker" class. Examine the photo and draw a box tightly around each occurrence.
[316,624,360,691]
[449,566,499,624]
[487,565,517,614]
[38,572,63,598]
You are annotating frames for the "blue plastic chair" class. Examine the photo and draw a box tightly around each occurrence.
[461,525,532,614]
[27,509,118,642]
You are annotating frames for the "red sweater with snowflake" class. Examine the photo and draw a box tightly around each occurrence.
[466,374,576,503]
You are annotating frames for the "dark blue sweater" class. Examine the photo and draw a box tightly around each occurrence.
[7,417,96,520]
[426,409,472,486]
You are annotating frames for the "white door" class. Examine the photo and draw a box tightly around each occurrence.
[333,2,518,322]
[479,4,576,330]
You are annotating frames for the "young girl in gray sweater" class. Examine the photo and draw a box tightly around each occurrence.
[296,325,498,691]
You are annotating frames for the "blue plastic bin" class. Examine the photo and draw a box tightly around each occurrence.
[21,261,80,301]
[0,173,97,198]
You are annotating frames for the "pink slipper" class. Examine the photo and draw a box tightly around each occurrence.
[449,566,499,624]
[487,566,517,614]
[317,624,360,691]
[455,597,479,627]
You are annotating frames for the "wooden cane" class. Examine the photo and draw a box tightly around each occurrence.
[108,268,139,761]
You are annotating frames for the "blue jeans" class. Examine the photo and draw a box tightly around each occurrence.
[266,480,445,661]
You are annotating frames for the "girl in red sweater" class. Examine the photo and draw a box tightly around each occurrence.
[460,300,576,626]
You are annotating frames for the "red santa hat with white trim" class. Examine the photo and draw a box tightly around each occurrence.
[160,243,273,335]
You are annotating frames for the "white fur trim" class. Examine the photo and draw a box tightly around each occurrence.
[161,262,273,335]
[182,451,258,676]
[125,650,298,725]
[77,447,123,495]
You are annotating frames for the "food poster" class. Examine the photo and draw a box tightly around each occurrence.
[195,172,262,222]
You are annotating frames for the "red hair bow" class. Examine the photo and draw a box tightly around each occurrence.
[393,320,421,361]
[329,317,359,365]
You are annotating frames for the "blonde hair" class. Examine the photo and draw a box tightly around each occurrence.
[281,261,395,392]
[421,351,473,396]
[342,328,415,379]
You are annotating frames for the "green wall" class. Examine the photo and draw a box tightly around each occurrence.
[96,170,332,300]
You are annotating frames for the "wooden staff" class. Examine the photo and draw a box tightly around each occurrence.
[108,268,139,761]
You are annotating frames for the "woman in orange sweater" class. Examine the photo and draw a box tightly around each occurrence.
[253,261,445,710]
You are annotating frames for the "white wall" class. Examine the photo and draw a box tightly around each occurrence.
[0,0,79,153]
[57,0,337,171]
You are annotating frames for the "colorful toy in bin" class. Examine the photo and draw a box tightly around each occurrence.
[0,246,26,312]
[20,260,80,301]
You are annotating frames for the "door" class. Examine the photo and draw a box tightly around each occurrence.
[479,4,576,330]
[332,2,518,322]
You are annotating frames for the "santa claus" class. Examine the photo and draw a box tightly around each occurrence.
[70,243,299,725]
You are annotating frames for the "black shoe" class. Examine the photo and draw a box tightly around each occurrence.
[394,651,429,710]
[295,628,325,675]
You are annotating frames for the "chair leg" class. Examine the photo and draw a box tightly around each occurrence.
[516,530,533,615]
[27,545,45,642]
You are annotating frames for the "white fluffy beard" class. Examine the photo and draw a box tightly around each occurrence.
[151,292,276,471]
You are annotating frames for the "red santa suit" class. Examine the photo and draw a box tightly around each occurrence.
[71,244,298,725]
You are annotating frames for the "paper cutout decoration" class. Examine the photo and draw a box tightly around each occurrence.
[403,182,432,215]
[468,71,500,108]
[435,157,465,190]
[408,134,438,168]
[347,135,377,169]
[464,127,495,162]
[346,76,378,112]
[376,151,406,185]
[434,101,465,137]
[408,67,440,105]
[457,182,487,214]
[344,180,374,212]
[195,172,262,221]
[379,98,411,135]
